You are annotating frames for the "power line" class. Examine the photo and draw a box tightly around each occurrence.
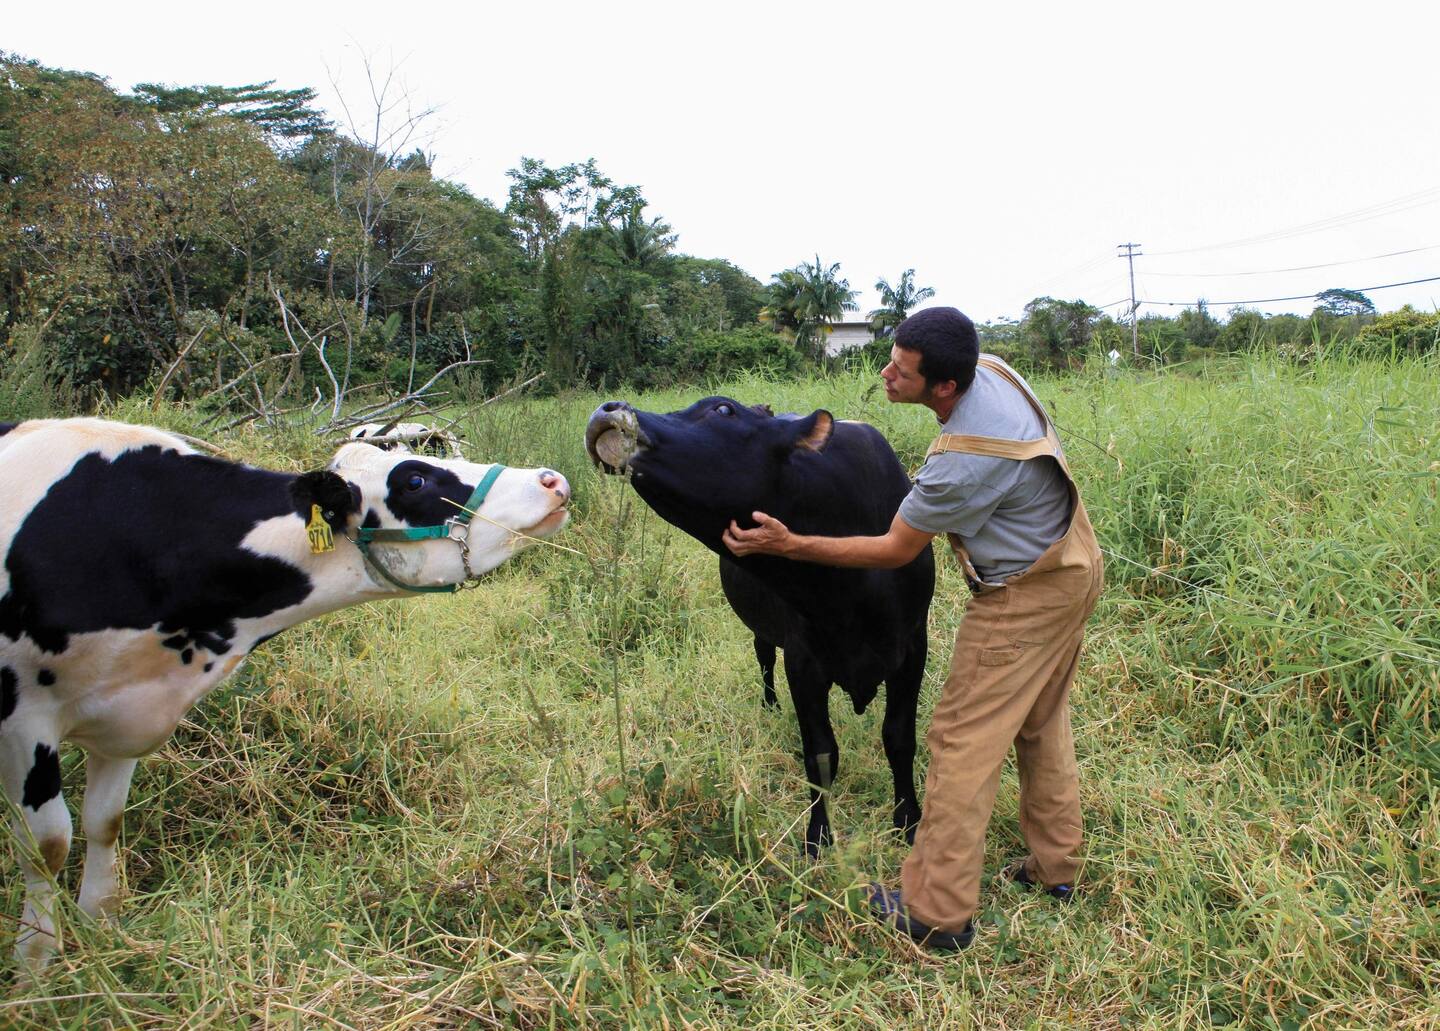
[1030,251,1115,293]
[1144,243,1440,278]
[1137,274,1440,308]
[1148,185,1440,257]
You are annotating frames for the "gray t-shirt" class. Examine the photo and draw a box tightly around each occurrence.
[898,356,1072,580]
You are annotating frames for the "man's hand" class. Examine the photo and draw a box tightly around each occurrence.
[724,511,790,557]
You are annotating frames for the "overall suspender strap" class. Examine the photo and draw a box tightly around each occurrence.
[924,356,1073,593]
[975,357,1055,431]
[927,433,1055,461]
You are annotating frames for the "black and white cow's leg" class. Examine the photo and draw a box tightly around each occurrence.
[753,637,778,709]
[1,723,71,967]
[77,753,139,923]
[882,628,928,843]
[784,653,838,857]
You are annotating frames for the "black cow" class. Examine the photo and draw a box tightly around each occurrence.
[585,397,934,855]
[0,417,570,969]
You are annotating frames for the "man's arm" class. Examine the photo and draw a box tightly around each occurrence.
[722,510,935,569]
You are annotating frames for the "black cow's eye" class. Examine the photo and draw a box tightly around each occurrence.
[715,403,734,416]
[405,473,425,492]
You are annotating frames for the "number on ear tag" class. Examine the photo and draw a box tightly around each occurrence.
[306,504,335,554]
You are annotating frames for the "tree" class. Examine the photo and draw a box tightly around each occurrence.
[132,80,330,145]
[1218,308,1267,351]
[869,269,934,338]
[504,157,615,260]
[663,257,764,333]
[1314,288,1376,318]
[1018,297,1099,368]
[1175,298,1220,352]
[600,199,676,272]
[762,256,857,361]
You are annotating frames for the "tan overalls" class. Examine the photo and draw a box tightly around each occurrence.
[900,357,1104,932]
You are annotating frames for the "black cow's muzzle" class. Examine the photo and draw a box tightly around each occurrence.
[585,401,648,474]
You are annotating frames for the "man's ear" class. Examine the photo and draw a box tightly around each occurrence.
[786,410,834,453]
[291,470,361,530]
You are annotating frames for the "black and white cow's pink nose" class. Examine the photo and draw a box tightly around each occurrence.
[539,469,568,503]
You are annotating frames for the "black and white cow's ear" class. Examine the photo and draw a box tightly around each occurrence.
[786,410,834,454]
[290,470,361,529]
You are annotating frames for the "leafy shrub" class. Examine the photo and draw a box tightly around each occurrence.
[1352,305,1439,356]
[661,325,802,384]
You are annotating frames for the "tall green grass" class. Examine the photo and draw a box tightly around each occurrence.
[3,352,1437,1028]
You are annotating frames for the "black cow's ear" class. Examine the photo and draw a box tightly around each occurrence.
[787,410,834,453]
[291,470,360,529]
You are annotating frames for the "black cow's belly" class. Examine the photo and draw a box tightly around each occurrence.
[718,557,911,712]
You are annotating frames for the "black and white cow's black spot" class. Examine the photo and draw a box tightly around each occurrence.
[0,446,319,656]
[0,665,16,721]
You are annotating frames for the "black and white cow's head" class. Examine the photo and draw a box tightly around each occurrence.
[584,397,833,549]
[327,442,570,588]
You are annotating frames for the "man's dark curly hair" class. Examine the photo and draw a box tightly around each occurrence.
[894,306,979,394]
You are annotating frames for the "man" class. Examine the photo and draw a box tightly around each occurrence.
[723,306,1103,951]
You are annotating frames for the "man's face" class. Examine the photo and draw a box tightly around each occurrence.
[881,345,933,404]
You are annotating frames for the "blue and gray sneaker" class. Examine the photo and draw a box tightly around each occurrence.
[868,884,975,952]
[1006,859,1075,902]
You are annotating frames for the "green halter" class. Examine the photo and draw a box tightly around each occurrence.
[350,464,506,594]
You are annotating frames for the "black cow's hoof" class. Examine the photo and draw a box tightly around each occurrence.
[803,823,832,859]
[893,801,922,844]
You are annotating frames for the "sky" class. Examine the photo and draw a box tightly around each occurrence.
[7,0,1440,324]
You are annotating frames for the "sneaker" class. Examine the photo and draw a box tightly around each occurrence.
[868,884,975,951]
[1005,859,1074,902]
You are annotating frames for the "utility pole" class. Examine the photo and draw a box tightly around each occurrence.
[1117,242,1142,357]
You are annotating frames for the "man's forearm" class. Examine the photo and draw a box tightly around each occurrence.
[777,531,918,569]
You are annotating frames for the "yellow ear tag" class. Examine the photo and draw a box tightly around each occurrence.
[306,504,335,554]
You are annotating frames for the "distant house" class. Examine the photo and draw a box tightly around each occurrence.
[821,315,877,356]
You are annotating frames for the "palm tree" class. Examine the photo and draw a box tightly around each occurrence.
[869,269,935,338]
[761,256,857,360]
[759,268,805,338]
[604,200,676,271]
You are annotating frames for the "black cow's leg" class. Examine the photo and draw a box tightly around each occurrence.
[754,637,778,709]
[784,652,838,857]
[882,627,928,842]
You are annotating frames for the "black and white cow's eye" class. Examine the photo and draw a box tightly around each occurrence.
[715,403,734,416]
[404,473,426,492]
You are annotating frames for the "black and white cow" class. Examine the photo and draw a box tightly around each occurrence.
[585,398,934,856]
[0,417,569,968]
[348,422,463,458]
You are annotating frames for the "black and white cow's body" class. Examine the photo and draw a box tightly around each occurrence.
[585,398,934,855]
[0,417,569,967]
[348,422,463,458]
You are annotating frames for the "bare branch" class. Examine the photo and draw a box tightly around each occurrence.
[151,322,212,410]
[477,373,545,408]
[315,358,490,435]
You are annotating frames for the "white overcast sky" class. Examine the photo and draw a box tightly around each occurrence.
[8,0,1440,323]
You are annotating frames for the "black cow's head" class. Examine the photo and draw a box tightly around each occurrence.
[585,397,833,546]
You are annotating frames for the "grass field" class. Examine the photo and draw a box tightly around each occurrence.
[3,351,1438,1028]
